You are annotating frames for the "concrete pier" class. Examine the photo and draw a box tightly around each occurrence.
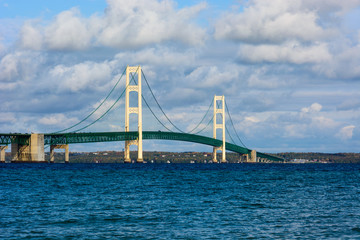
[250,150,257,163]
[0,145,8,162]
[11,134,44,162]
[50,144,69,163]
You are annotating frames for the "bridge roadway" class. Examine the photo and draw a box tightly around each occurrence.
[0,131,283,162]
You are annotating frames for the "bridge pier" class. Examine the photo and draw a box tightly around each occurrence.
[212,147,220,163]
[250,150,257,163]
[239,153,248,163]
[50,144,69,163]
[11,134,44,162]
[0,145,8,162]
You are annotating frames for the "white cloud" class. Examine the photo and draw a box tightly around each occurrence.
[0,112,16,123]
[44,8,92,50]
[284,124,306,138]
[247,67,294,89]
[214,0,332,44]
[336,125,356,140]
[49,61,113,92]
[114,47,197,67]
[20,20,43,50]
[185,65,241,88]
[0,39,4,54]
[1,0,360,153]
[311,116,338,129]
[301,0,360,15]
[19,0,207,51]
[301,103,322,113]
[38,113,78,126]
[0,53,17,81]
[91,99,116,120]
[97,0,207,48]
[239,41,332,64]
[244,116,260,123]
[0,51,44,82]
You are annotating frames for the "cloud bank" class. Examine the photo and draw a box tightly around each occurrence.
[1,0,359,153]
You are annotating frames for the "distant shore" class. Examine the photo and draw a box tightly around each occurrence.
[4,151,360,163]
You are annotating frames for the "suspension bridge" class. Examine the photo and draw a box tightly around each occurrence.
[0,66,283,163]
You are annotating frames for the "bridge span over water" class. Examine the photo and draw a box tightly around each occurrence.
[0,66,284,163]
[0,131,283,163]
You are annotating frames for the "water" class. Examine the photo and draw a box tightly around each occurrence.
[1,163,360,239]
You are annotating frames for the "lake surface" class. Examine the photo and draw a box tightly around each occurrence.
[1,163,360,239]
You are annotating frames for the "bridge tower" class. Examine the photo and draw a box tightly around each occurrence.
[213,95,226,163]
[124,65,143,163]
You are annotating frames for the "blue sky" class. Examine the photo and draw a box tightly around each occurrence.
[1,0,360,154]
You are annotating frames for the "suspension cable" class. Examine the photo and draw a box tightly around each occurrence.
[225,101,247,148]
[129,73,172,131]
[187,99,213,134]
[52,67,127,133]
[225,125,236,144]
[129,72,173,132]
[192,114,214,135]
[141,70,185,133]
[70,68,139,132]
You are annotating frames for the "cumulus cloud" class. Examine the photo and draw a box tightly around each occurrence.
[0,39,4,54]
[19,0,207,51]
[20,20,43,50]
[91,99,117,120]
[244,116,260,123]
[97,0,207,48]
[301,103,322,113]
[184,65,239,88]
[114,46,197,67]
[49,61,113,92]
[214,0,333,44]
[38,113,78,126]
[326,43,360,78]
[0,112,16,123]
[45,8,93,50]
[301,0,360,16]
[246,66,294,89]
[1,0,360,153]
[336,125,356,140]
[239,41,332,64]
[0,51,44,82]
[311,116,338,130]
[337,99,360,111]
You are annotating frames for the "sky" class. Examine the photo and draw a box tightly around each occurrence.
[1,0,360,154]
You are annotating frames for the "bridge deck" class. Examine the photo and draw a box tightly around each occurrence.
[0,131,283,162]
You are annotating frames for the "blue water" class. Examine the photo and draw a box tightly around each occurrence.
[1,163,360,239]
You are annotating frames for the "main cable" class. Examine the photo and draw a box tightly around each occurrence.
[187,100,213,134]
[129,72,173,132]
[141,70,185,133]
[52,67,127,134]
[70,67,139,133]
[225,101,247,148]
[142,69,218,135]
[192,114,214,135]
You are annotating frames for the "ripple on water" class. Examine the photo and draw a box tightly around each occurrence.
[1,163,360,239]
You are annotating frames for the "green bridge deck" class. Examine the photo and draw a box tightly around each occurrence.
[0,131,283,162]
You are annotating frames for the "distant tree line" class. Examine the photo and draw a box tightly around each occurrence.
[278,152,360,163]
[5,151,360,163]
